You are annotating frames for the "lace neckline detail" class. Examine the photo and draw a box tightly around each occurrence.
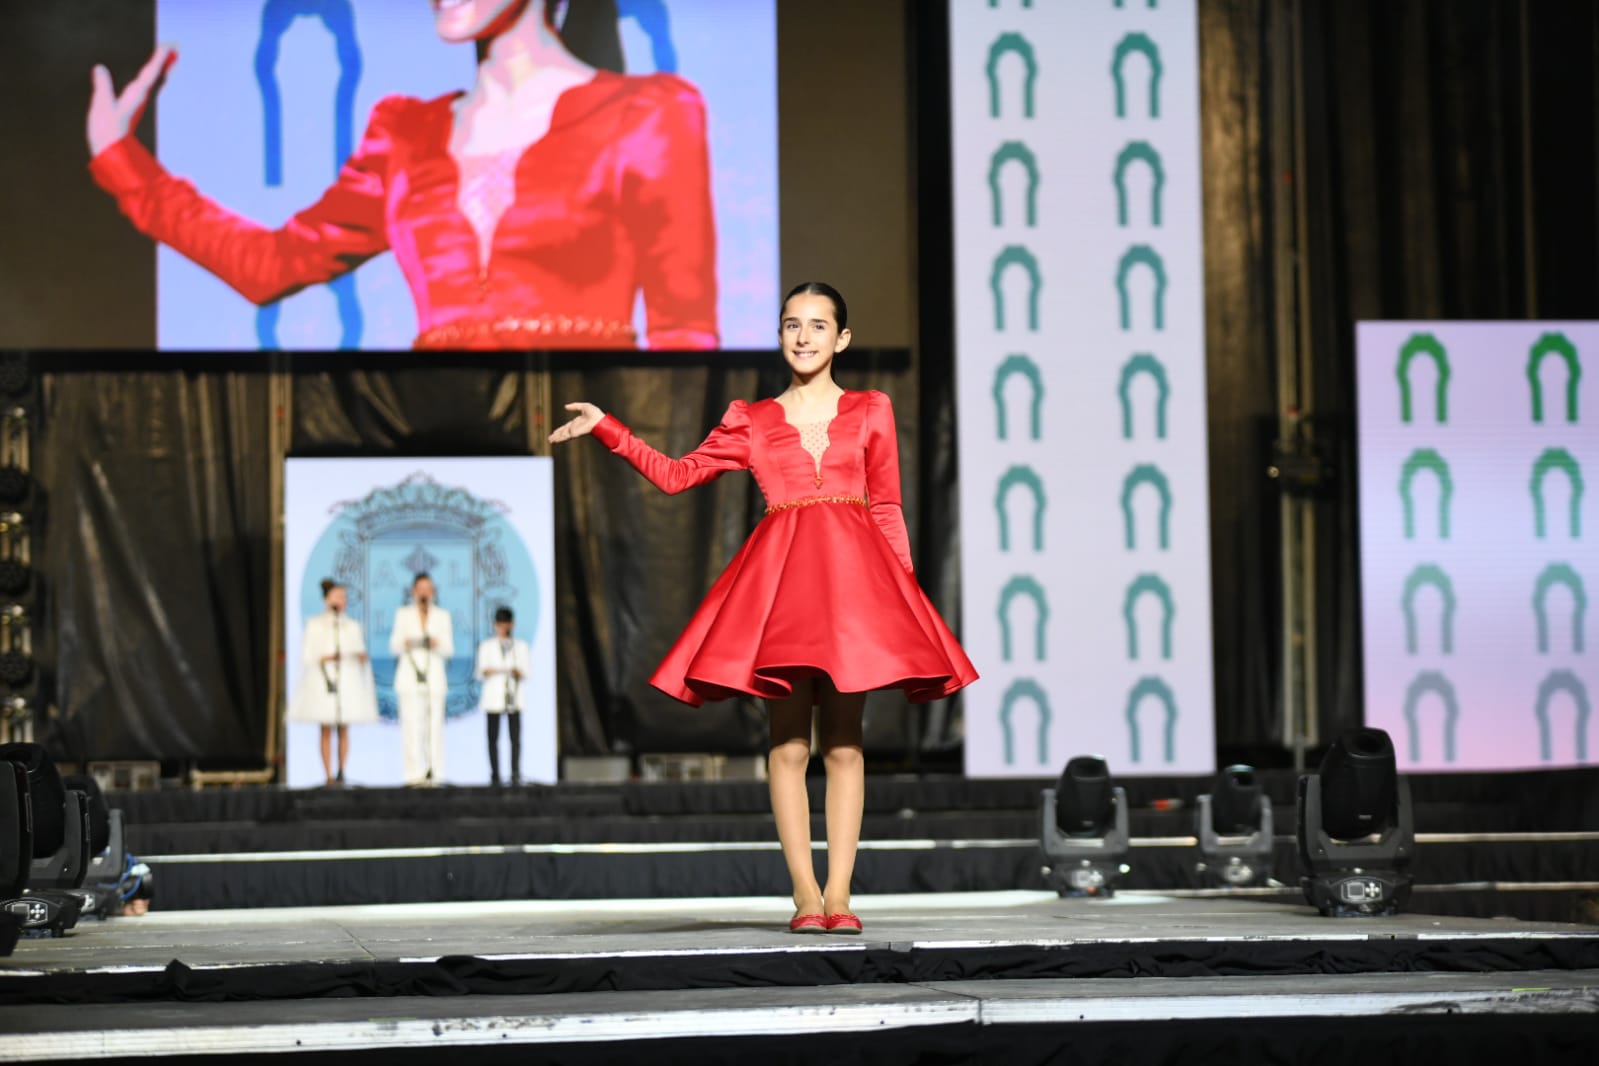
[771,393,850,489]
[793,417,833,488]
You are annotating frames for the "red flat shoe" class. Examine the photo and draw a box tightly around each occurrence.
[823,912,863,935]
[788,913,826,933]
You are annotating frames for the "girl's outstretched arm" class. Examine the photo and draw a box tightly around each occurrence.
[552,401,751,495]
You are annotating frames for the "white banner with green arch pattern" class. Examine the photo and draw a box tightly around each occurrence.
[1358,322,1596,770]
[951,0,1215,777]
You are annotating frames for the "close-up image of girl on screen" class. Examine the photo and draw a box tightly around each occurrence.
[84,0,777,351]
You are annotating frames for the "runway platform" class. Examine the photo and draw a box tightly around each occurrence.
[3,893,1598,1064]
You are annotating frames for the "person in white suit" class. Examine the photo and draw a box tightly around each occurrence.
[389,572,454,786]
[289,578,378,787]
[476,605,532,787]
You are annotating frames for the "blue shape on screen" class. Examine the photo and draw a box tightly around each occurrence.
[328,275,364,348]
[255,303,278,350]
[254,274,364,350]
[255,0,363,184]
[618,0,678,73]
[253,0,365,349]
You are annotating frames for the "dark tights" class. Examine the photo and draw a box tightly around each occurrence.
[487,711,522,782]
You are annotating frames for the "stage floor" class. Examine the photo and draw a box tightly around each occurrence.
[4,893,1598,1061]
[8,891,1599,971]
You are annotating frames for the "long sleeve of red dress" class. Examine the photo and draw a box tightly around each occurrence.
[864,391,916,576]
[87,98,400,306]
[621,78,718,350]
[590,401,751,494]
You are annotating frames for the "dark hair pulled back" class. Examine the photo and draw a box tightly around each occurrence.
[780,282,848,331]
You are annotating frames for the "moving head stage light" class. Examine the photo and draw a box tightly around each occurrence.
[1297,728,1415,916]
[0,757,27,954]
[1195,764,1274,888]
[1040,755,1129,898]
[0,742,92,936]
[63,773,133,921]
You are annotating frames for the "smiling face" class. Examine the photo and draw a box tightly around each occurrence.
[324,585,348,613]
[430,0,533,43]
[779,292,851,380]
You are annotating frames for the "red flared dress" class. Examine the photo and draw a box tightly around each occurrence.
[591,389,979,706]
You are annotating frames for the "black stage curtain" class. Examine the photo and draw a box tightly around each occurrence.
[35,369,272,763]
[1196,0,1280,750]
[543,363,768,758]
[1196,0,1599,750]
[289,363,532,454]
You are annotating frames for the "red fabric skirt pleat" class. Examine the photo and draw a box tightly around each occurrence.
[649,503,979,706]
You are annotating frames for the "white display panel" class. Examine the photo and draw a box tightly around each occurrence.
[284,457,557,786]
[951,0,1215,776]
[1357,322,1595,770]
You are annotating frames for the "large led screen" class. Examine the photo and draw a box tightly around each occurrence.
[91,0,776,351]
[1357,322,1595,770]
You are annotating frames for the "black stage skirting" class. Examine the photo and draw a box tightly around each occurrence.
[101,770,1599,920]
[7,930,1599,1007]
[135,840,1599,923]
[108,766,1599,832]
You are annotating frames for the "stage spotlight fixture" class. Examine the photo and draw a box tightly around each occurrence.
[0,409,27,475]
[0,696,30,745]
[0,743,90,936]
[0,603,30,645]
[1297,728,1415,916]
[1039,755,1130,898]
[0,512,28,557]
[63,773,130,920]
[1195,764,1274,888]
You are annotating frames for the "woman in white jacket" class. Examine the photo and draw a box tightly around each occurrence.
[389,572,454,786]
[290,578,378,787]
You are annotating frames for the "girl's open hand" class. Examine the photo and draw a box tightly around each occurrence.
[88,45,177,158]
[549,402,604,445]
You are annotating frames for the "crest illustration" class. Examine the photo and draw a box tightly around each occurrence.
[301,472,540,721]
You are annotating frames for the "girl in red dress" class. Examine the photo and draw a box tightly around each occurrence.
[85,0,716,350]
[549,283,979,933]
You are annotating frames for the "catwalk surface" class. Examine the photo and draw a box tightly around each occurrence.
[9,891,1599,973]
[4,892,1597,1062]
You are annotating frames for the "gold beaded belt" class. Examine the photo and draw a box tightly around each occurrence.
[414,315,638,349]
[764,495,867,516]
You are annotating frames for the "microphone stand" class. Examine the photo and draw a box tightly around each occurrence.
[503,640,518,712]
[331,606,343,727]
[411,602,433,784]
